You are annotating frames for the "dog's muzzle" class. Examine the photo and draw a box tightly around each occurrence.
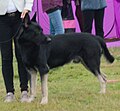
[46,37,51,43]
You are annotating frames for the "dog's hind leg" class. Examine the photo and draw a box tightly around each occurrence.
[81,57,106,94]
[40,74,48,105]
[95,71,107,94]
[27,69,37,102]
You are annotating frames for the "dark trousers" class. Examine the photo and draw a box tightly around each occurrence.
[0,12,28,93]
[82,8,105,38]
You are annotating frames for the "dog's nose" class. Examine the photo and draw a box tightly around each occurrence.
[46,37,51,43]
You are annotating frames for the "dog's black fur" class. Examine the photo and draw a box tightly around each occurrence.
[17,14,114,104]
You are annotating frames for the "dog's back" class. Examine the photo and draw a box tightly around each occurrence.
[47,33,104,69]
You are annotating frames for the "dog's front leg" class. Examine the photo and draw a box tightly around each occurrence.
[40,73,48,105]
[27,68,37,102]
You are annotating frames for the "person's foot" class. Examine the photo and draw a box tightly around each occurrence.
[20,91,29,102]
[4,92,15,102]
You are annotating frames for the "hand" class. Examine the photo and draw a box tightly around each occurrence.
[21,9,29,19]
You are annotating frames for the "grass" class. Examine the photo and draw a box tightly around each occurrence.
[0,47,120,111]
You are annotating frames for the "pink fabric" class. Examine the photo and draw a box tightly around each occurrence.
[102,0,116,38]
[30,0,50,34]
[113,0,120,38]
[31,0,120,38]
[107,41,120,47]
[63,20,76,29]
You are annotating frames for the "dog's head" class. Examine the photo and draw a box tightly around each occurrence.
[17,13,51,46]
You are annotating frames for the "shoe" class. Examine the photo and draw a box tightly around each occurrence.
[20,91,29,102]
[4,92,15,102]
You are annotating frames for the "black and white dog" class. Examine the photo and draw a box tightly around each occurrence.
[17,14,114,104]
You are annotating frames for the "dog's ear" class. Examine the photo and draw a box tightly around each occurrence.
[22,13,31,28]
[31,13,37,22]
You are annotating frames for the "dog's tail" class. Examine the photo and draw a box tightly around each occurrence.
[96,37,114,63]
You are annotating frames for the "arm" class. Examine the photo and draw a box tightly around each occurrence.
[21,0,34,18]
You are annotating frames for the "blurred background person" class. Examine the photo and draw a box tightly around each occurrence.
[42,0,64,35]
[81,0,107,38]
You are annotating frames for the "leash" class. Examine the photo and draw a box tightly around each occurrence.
[0,20,23,44]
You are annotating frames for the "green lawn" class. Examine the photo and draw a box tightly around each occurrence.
[0,47,120,111]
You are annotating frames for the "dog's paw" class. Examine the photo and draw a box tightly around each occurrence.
[28,95,36,102]
[99,90,106,94]
[40,97,48,105]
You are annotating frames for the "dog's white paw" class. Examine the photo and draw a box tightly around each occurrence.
[99,90,106,94]
[28,95,35,102]
[40,97,48,105]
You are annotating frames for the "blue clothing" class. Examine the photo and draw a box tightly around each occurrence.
[81,0,107,11]
[48,9,64,35]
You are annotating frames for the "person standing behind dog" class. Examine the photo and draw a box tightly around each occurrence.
[62,0,76,33]
[0,0,33,102]
[81,0,107,38]
[41,0,65,35]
